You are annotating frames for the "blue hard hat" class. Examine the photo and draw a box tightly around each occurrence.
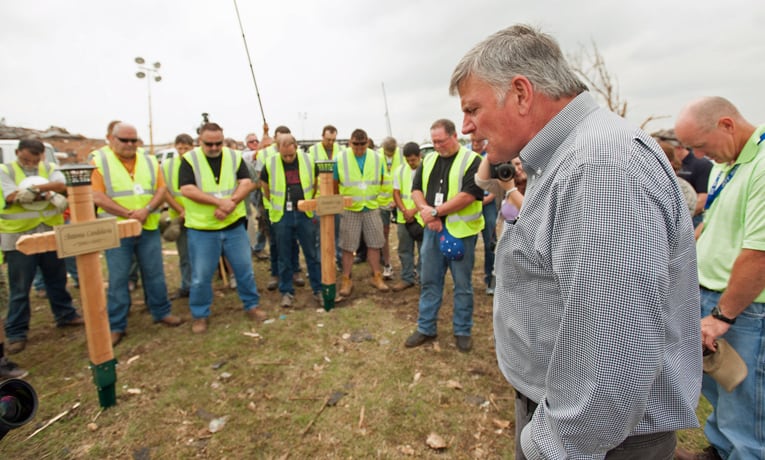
[438,228,465,261]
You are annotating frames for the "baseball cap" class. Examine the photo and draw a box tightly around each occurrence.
[438,228,464,261]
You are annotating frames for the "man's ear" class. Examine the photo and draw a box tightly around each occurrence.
[717,116,735,134]
[508,76,534,116]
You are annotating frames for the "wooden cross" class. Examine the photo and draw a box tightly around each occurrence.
[297,160,352,310]
[15,165,142,408]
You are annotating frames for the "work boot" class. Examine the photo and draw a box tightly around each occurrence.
[6,340,26,355]
[0,356,28,380]
[280,293,294,308]
[293,273,305,287]
[391,280,415,292]
[110,332,124,347]
[246,307,267,322]
[192,318,208,334]
[156,314,183,327]
[369,272,390,292]
[404,331,436,348]
[339,275,353,297]
[267,276,278,291]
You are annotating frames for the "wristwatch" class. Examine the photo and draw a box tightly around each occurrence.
[710,305,736,324]
[430,207,438,218]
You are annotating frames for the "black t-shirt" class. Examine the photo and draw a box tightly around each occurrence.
[412,152,484,206]
[178,152,251,230]
[260,159,307,209]
[677,153,713,193]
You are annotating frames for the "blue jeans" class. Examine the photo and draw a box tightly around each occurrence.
[104,229,171,333]
[396,223,421,283]
[481,201,498,286]
[416,229,477,337]
[176,226,191,292]
[265,213,300,277]
[187,224,260,319]
[273,212,321,294]
[699,287,765,460]
[4,250,79,341]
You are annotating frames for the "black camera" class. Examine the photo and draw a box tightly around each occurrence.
[490,162,515,182]
[0,379,38,441]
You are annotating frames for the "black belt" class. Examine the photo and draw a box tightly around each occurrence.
[515,389,538,414]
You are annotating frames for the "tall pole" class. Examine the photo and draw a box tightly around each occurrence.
[382,82,392,137]
[135,57,161,156]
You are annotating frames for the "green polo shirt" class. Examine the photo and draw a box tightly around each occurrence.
[697,125,765,301]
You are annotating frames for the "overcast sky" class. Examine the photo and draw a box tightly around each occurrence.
[1,0,762,147]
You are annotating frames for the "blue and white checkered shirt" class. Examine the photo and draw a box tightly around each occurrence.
[494,92,702,459]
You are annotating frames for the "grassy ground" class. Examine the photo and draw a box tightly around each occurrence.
[1,230,710,458]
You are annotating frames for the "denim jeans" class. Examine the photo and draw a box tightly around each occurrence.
[187,224,260,319]
[416,228,476,337]
[699,287,765,460]
[273,212,321,295]
[481,201,498,286]
[104,229,171,333]
[176,226,191,292]
[396,223,421,283]
[265,212,300,277]
[4,250,79,341]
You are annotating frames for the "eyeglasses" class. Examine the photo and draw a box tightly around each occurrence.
[203,141,223,147]
[351,141,367,146]
[117,137,139,144]
[246,139,258,144]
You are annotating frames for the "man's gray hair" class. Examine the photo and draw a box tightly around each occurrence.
[449,24,587,101]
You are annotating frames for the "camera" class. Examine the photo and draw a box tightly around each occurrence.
[490,162,515,182]
[0,379,38,441]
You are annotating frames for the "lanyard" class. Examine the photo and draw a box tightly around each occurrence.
[705,164,739,210]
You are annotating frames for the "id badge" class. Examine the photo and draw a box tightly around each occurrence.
[134,184,144,195]
[214,192,223,199]
[434,192,444,207]
[286,201,293,212]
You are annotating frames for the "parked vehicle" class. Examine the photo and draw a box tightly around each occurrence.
[154,148,176,164]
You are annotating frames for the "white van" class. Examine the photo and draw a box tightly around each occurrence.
[0,140,59,166]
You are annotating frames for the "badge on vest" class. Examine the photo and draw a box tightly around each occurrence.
[286,201,293,212]
[214,192,223,199]
[134,184,144,195]
[434,192,445,207]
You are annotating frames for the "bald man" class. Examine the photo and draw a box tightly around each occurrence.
[675,97,765,460]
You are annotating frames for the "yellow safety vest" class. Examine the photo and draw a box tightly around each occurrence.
[421,147,484,238]
[161,154,185,219]
[183,147,246,230]
[0,161,64,234]
[265,150,315,223]
[309,142,341,161]
[378,147,403,208]
[394,163,424,226]
[336,148,382,211]
[93,147,161,230]
[258,145,279,211]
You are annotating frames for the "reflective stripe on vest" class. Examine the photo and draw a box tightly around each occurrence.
[0,161,64,233]
[421,147,483,238]
[95,148,160,230]
[337,149,381,211]
[162,154,186,218]
[394,164,423,225]
[266,150,315,222]
[183,147,246,230]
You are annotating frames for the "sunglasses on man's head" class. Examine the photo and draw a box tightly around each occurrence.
[203,141,223,147]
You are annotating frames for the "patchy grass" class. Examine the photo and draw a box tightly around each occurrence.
[1,233,709,458]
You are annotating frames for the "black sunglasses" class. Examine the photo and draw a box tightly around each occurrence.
[117,137,139,144]
[351,141,367,146]
[203,141,223,147]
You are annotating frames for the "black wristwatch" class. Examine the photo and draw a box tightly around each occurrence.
[710,306,736,324]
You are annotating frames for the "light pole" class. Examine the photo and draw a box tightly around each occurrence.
[134,57,161,155]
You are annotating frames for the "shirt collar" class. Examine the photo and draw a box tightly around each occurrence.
[520,92,599,176]
[734,124,765,165]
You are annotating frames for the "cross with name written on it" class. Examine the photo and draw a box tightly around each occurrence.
[14,165,142,408]
[297,160,352,310]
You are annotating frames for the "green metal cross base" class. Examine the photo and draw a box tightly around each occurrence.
[322,284,336,311]
[90,358,118,408]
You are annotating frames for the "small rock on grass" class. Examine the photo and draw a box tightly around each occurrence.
[426,432,447,450]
